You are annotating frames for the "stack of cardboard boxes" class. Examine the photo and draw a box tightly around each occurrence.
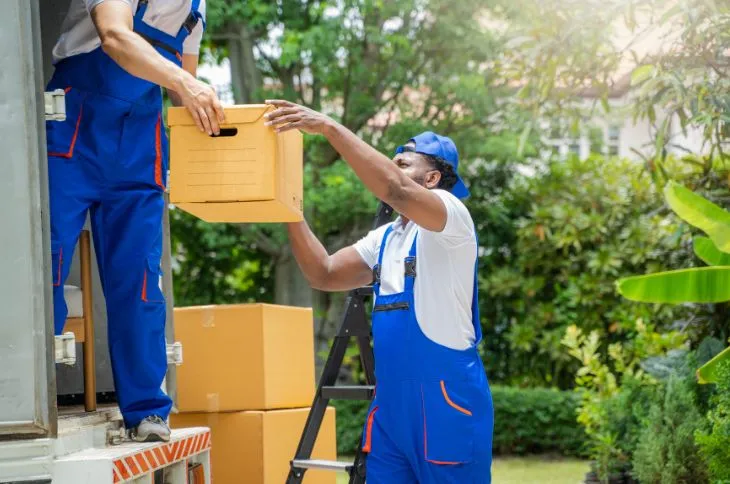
[167,107,336,483]
[170,304,337,484]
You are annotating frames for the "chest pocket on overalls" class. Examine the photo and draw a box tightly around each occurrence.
[421,380,477,464]
[47,88,86,159]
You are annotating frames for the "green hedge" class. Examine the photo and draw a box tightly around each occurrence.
[491,386,586,456]
[332,385,586,457]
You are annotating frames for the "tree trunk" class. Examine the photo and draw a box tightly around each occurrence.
[274,248,312,308]
[273,247,352,377]
[275,249,335,376]
[227,24,262,104]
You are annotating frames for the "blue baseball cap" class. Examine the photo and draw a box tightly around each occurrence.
[395,131,470,199]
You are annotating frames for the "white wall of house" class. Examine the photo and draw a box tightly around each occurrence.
[544,96,708,162]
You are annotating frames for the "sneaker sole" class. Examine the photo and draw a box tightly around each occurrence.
[132,434,171,443]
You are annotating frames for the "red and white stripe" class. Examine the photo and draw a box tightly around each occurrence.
[112,431,211,483]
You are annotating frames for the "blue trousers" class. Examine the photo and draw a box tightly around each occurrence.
[47,67,172,427]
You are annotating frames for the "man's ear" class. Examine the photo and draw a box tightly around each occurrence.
[425,170,441,189]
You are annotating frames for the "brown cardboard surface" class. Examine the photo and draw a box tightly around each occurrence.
[175,199,301,223]
[171,407,337,484]
[168,105,303,223]
[174,304,315,412]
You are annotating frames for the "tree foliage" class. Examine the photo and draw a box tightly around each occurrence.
[498,0,730,173]
[479,156,693,387]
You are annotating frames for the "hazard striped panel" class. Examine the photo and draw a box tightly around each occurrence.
[112,430,211,483]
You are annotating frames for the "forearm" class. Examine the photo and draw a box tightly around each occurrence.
[322,121,409,203]
[168,90,183,106]
[287,221,331,287]
[100,28,188,93]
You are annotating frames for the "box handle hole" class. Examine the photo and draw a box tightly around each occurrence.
[211,127,238,138]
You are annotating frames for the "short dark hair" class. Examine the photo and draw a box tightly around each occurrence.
[400,143,458,191]
[424,154,458,191]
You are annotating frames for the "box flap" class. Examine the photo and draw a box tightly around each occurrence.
[167,104,272,127]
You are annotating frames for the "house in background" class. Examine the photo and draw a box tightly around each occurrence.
[543,73,707,162]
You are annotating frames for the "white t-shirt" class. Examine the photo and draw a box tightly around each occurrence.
[52,0,206,64]
[354,189,478,350]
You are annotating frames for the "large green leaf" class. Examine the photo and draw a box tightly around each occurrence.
[694,236,730,266]
[664,181,730,252]
[617,267,730,303]
[698,345,730,384]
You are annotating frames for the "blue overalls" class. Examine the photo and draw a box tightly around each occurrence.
[362,227,494,483]
[45,0,204,428]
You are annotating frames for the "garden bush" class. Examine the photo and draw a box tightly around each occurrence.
[697,360,730,483]
[632,374,709,483]
[332,385,586,457]
[491,385,586,456]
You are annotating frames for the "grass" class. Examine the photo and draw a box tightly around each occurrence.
[491,456,589,483]
[335,456,590,483]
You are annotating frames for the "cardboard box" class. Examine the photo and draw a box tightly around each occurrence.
[171,407,337,484]
[168,105,303,223]
[174,304,315,412]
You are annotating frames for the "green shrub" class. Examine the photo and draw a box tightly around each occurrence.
[697,360,730,483]
[632,374,709,484]
[332,399,370,456]
[562,321,690,482]
[588,376,656,480]
[332,386,586,457]
[491,385,586,456]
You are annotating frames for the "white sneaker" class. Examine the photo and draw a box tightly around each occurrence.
[130,415,171,443]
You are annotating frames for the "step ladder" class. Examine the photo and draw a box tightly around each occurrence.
[287,202,393,484]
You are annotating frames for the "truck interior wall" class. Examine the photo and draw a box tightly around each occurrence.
[0,0,55,437]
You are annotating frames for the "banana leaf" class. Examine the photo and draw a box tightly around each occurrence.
[664,181,730,252]
[698,345,730,384]
[694,236,730,266]
[617,266,730,303]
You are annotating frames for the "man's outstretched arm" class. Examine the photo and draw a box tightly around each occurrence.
[264,100,448,232]
[287,221,373,292]
[90,0,224,134]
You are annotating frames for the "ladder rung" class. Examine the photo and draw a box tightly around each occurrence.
[321,385,374,400]
[292,459,352,472]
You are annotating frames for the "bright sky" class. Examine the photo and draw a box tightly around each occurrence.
[198,59,235,105]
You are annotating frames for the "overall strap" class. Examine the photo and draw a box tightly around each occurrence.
[135,0,149,19]
[403,232,418,293]
[373,225,394,296]
[176,0,205,43]
[133,0,186,62]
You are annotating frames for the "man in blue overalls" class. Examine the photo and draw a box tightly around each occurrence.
[266,100,494,483]
[46,0,224,442]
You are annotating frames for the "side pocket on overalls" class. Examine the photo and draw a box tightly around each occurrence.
[47,87,85,159]
[421,381,476,465]
[141,254,165,304]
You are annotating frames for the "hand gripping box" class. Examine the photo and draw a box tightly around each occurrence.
[167,105,303,223]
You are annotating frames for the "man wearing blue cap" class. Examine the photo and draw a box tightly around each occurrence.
[265,100,493,483]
